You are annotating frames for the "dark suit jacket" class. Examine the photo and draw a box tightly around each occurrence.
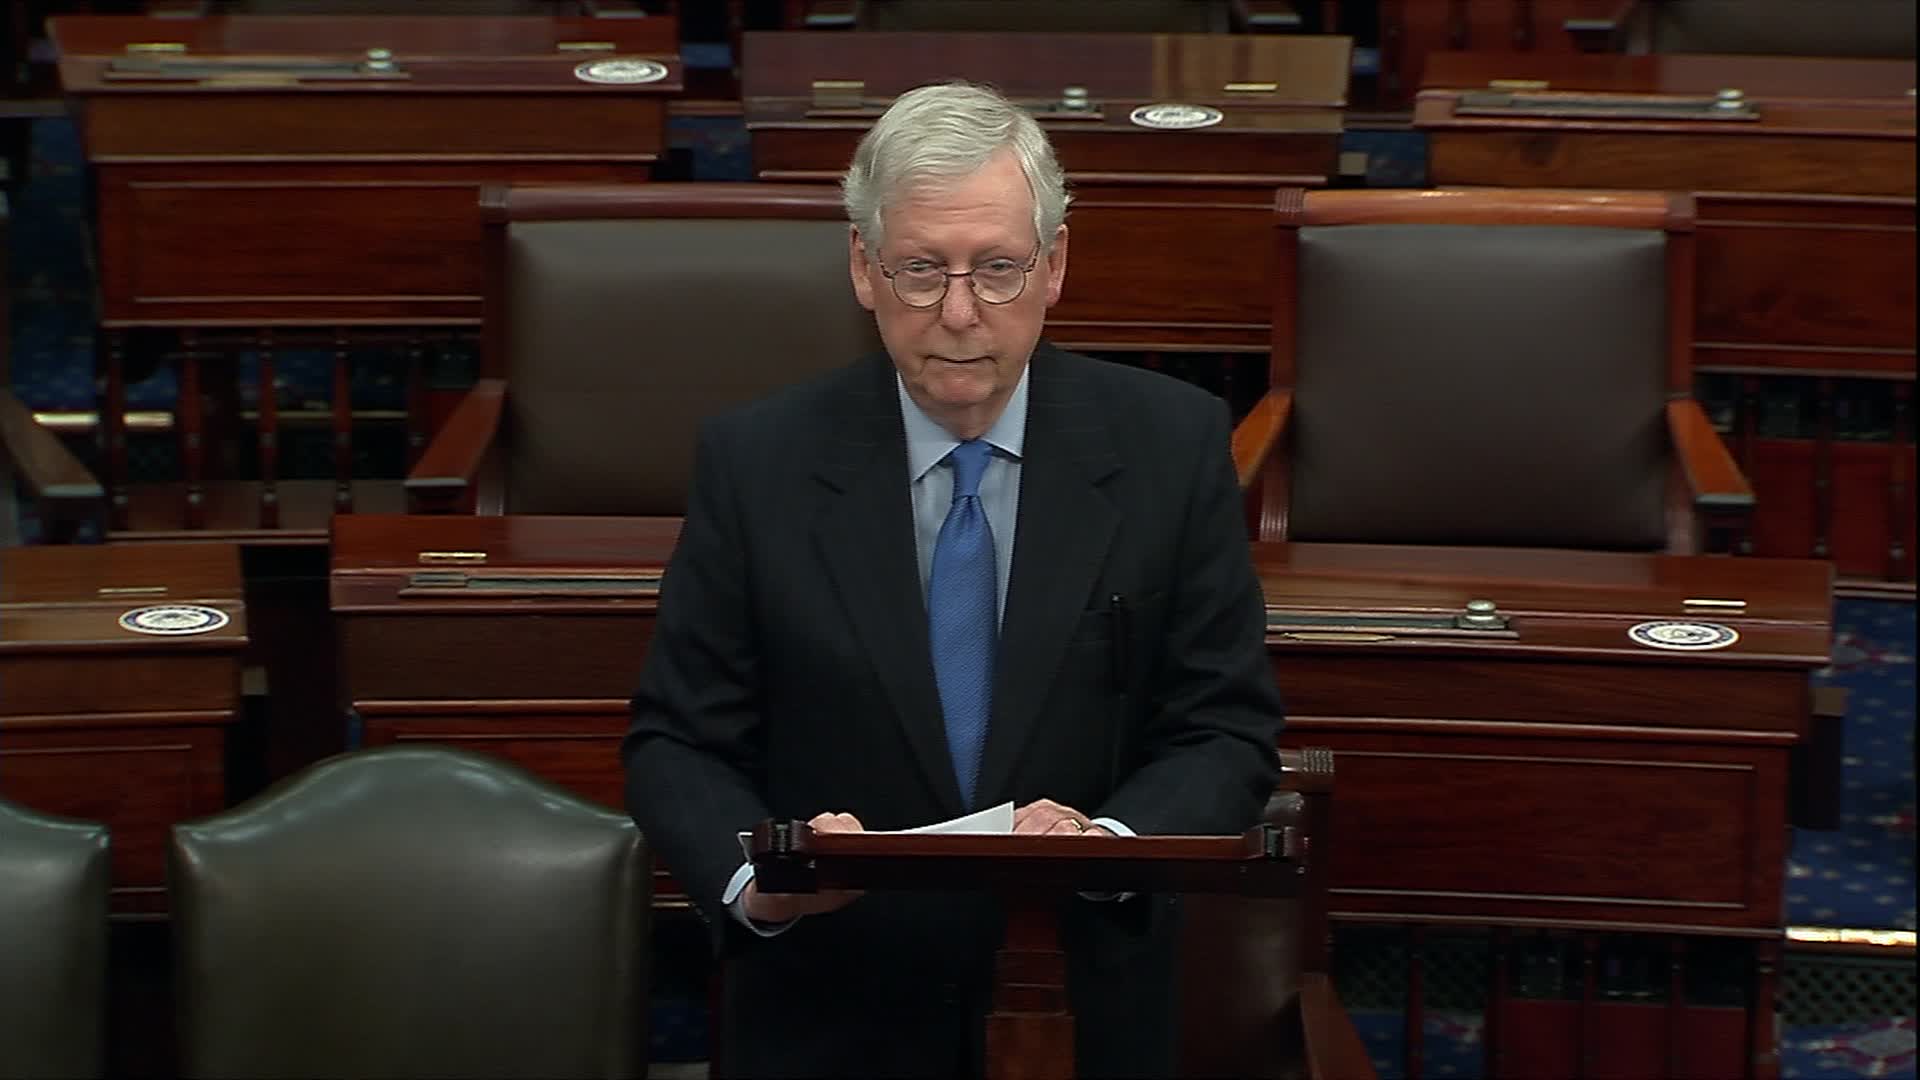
[623,343,1284,1079]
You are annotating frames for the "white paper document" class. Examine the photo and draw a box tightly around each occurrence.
[738,802,1015,860]
[889,801,1015,835]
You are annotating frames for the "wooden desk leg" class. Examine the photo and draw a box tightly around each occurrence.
[1485,928,1509,1080]
[333,332,353,514]
[103,331,129,531]
[1750,938,1781,1080]
[1891,384,1911,582]
[1813,378,1835,560]
[1665,937,1686,1079]
[1577,933,1597,1080]
[179,330,205,530]
[1734,376,1758,556]
[405,336,428,471]
[985,901,1072,1080]
[1405,924,1426,1080]
[257,330,279,530]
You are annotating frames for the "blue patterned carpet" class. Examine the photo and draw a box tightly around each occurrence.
[1796,600,1918,932]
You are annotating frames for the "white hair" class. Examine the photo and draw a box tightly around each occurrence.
[842,81,1071,256]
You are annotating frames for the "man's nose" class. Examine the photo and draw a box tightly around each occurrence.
[938,277,980,329]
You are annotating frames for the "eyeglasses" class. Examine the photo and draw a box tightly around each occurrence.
[877,246,1041,309]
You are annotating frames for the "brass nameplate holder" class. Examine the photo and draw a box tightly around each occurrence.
[810,78,865,110]
[97,585,168,596]
[104,55,410,82]
[1457,89,1759,121]
[806,79,1103,121]
[1265,601,1518,641]
[556,41,617,51]
[1683,597,1748,611]
[401,571,663,598]
[418,551,487,566]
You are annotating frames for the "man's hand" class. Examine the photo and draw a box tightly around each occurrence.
[740,811,867,923]
[1014,799,1109,836]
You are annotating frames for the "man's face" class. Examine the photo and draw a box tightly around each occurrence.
[850,148,1069,438]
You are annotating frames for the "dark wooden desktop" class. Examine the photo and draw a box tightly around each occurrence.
[742,30,1351,353]
[0,541,246,917]
[50,13,682,536]
[1417,51,1917,593]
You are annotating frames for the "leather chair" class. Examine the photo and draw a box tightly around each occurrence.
[0,798,110,1080]
[1177,748,1374,1080]
[1639,0,1915,58]
[0,391,101,545]
[1,198,103,545]
[407,183,881,515]
[1234,188,1752,552]
[170,746,649,1080]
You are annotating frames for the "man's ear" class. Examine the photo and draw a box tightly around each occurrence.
[1043,224,1069,307]
[849,228,877,312]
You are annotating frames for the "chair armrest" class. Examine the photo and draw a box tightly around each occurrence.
[1299,973,1378,1080]
[405,379,506,514]
[1232,388,1292,494]
[0,389,104,532]
[1564,0,1643,50]
[1665,398,1753,512]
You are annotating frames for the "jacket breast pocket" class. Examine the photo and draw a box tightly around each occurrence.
[1066,589,1167,648]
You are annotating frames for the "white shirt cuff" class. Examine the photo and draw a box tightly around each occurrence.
[723,862,796,937]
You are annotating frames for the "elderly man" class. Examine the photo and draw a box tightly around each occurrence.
[623,81,1284,1078]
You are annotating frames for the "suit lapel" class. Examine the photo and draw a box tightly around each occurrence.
[976,347,1121,807]
[811,358,967,818]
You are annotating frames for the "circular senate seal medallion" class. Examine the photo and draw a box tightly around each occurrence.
[118,605,232,637]
[1627,620,1740,651]
[1128,103,1225,130]
[573,58,669,86]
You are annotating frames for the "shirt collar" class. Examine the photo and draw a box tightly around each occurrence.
[899,366,1030,483]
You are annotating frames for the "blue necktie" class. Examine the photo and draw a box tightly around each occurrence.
[929,439,996,808]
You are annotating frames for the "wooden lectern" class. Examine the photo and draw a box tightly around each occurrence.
[748,827,1363,1080]
[747,748,1372,1080]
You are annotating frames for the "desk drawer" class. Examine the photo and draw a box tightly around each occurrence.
[1281,728,1789,932]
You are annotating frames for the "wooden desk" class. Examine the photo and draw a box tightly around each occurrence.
[0,541,245,917]
[329,513,677,884]
[51,14,682,535]
[1369,0,1643,108]
[743,30,1351,353]
[1417,52,1917,196]
[1417,52,1917,591]
[1258,540,1830,1080]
